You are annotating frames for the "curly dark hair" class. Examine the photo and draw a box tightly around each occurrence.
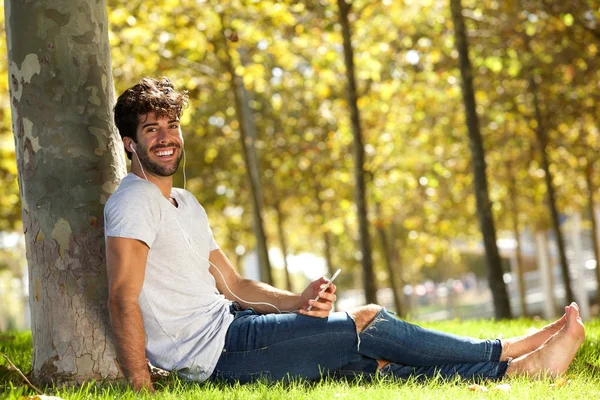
[114,77,189,159]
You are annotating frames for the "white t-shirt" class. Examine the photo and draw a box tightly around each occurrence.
[104,173,234,381]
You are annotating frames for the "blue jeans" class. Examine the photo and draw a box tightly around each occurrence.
[209,305,508,383]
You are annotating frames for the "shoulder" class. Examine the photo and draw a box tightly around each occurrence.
[104,175,165,243]
[107,174,161,206]
[104,174,164,220]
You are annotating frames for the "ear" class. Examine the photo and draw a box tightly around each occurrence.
[123,138,135,152]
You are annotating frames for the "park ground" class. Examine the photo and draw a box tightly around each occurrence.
[1,317,599,399]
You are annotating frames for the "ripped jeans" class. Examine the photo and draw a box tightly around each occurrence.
[208,305,508,383]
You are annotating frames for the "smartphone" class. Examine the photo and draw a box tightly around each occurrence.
[306,268,341,311]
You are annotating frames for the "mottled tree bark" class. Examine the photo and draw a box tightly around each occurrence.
[337,0,378,304]
[450,0,512,319]
[5,0,126,384]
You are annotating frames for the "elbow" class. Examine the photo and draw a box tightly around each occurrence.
[107,296,120,318]
[107,293,138,315]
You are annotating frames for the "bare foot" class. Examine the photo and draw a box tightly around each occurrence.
[500,306,569,360]
[506,302,585,378]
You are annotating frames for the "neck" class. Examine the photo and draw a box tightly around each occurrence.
[131,164,173,200]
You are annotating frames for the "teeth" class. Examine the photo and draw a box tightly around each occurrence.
[156,149,174,157]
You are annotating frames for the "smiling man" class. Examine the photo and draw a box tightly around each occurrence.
[104,77,585,392]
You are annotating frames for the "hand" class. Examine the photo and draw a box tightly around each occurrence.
[130,374,155,393]
[298,276,337,318]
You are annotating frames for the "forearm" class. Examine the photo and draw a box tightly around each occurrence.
[209,249,305,313]
[228,279,301,313]
[108,298,152,390]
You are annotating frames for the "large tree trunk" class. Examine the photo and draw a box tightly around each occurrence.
[337,0,377,304]
[450,0,512,319]
[217,16,273,285]
[527,75,575,304]
[5,0,125,384]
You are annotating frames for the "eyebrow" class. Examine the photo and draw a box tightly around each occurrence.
[141,119,179,130]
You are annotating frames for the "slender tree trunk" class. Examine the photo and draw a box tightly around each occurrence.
[322,230,335,279]
[376,222,404,316]
[230,230,244,276]
[374,202,403,315]
[5,0,125,384]
[527,76,574,304]
[314,192,334,279]
[314,187,336,309]
[510,210,528,316]
[273,200,293,292]
[217,16,272,285]
[585,160,600,308]
[389,222,408,318]
[507,160,528,316]
[337,0,377,304]
[450,0,512,318]
[535,230,557,318]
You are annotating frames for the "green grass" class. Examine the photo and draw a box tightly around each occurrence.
[1,317,599,399]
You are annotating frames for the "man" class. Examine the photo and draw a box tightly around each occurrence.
[105,77,585,392]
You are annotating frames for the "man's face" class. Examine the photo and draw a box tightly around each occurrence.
[133,112,183,177]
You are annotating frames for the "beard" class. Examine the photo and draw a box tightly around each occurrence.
[135,142,182,177]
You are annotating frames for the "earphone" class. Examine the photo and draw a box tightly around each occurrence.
[128,142,149,181]
[128,139,286,312]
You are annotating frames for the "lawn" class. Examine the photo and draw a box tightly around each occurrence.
[1,317,599,399]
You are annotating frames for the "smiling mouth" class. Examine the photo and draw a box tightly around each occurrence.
[154,149,175,158]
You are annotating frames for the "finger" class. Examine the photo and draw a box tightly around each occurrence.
[326,283,337,294]
[298,307,330,318]
[308,298,333,312]
[317,291,337,303]
[318,277,331,288]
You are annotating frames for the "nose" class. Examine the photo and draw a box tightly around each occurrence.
[156,127,169,143]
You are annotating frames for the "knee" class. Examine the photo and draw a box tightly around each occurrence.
[348,304,383,332]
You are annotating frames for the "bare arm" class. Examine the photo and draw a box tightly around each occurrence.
[208,249,336,317]
[106,236,153,392]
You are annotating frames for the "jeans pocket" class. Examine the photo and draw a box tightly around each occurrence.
[212,368,272,384]
[212,346,273,384]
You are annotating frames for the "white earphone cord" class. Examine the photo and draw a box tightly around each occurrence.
[133,146,289,314]
[182,147,186,191]
[196,249,291,314]
[174,217,291,314]
[132,147,149,181]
